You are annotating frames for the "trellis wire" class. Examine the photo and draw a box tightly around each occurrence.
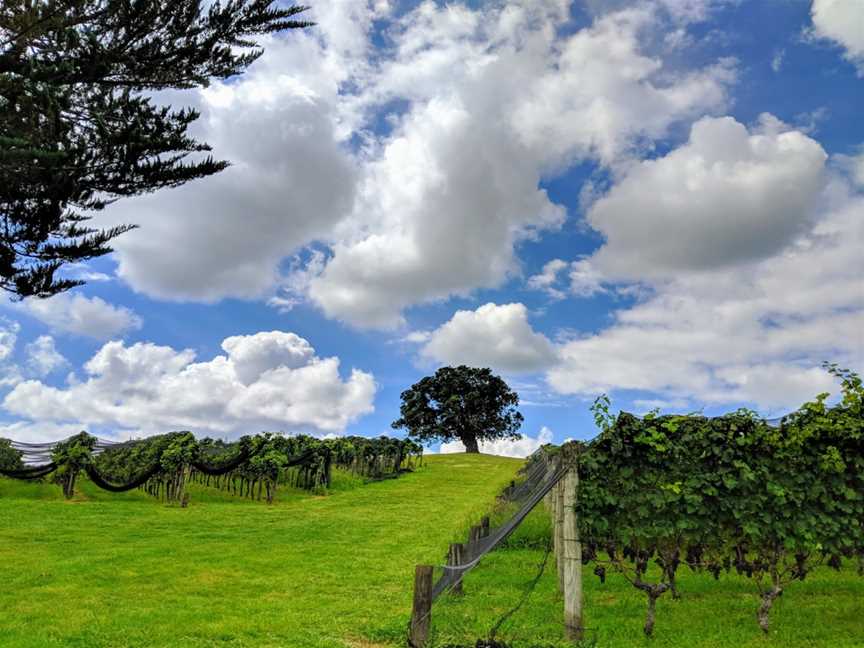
[430,448,566,601]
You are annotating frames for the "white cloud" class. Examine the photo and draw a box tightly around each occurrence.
[548,171,864,410]
[439,425,554,458]
[633,397,692,412]
[401,331,432,344]
[61,263,113,283]
[835,148,864,188]
[25,336,67,377]
[421,303,556,374]
[810,0,864,75]
[0,319,22,387]
[2,331,376,438]
[0,421,90,445]
[305,2,733,327]
[97,1,732,326]
[771,48,785,73]
[221,331,314,385]
[568,260,608,298]
[527,259,569,300]
[13,293,142,339]
[586,115,827,279]
[92,9,363,302]
[584,0,730,25]
[0,318,18,362]
[528,258,607,299]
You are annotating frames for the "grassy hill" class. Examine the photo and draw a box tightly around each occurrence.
[1,453,862,648]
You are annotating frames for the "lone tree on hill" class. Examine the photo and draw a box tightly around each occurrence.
[392,365,523,454]
[0,0,312,298]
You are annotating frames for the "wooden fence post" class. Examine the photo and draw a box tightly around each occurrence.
[555,479,565,591]
[550,482,558,584]
[409,565,434,648]
[562,445,583,641]
[448,543,464,595]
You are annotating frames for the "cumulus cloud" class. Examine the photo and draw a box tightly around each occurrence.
[91,4,364,302]
[0,318,18,362]
[221,332,315,385]
[0,421,91,444]
[586,115,828,279]
[0,319,22,387]
[440,425,554,458]
[548,171,864,410]
[90,1,733,326]
[13,293,142,339]
[2,331,376,439]
[25,336,67,377]
[106,96,356,301]
[810,0,864,75]
[304,3,733,327]
[421,303,557,374]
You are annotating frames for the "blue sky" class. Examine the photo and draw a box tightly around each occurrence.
[2,0,862,456]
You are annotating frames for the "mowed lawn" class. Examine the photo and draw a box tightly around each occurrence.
[433,508,864,648]
[2,453,863,648]
[0,454,520,648]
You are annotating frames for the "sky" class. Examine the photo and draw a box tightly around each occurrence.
[2,0,863,457]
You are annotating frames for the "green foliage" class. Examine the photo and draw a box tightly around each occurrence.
[87,431,424,504]
[0,0,311,297]
[577,365,864,636]
[0,438,22,470]
[392,365,524,453]
[50,431,96,499]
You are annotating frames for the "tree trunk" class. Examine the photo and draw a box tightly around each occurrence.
[62,471,77,500]
[757,584,782,633]
[461,434,479,453]
[645,591,660,637]
[668,567,680,600]
[633,580,669,637]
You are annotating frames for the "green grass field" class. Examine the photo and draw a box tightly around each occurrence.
[1,454,862,648]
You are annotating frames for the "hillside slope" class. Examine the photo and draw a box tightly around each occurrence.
[0,453,522,648]
[2,453,862,648]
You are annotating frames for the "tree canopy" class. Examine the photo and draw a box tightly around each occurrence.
[391,365,523,453]
[0,0,312,297]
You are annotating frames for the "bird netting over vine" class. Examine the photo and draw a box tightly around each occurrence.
[0,431,424,502]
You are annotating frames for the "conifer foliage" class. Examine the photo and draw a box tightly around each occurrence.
[0,0,312,297]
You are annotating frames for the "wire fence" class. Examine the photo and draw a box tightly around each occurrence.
[429,449,566,602]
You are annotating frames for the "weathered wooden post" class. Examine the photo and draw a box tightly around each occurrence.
[562,443,583,641]
[409,565,434,648]
[447,543,464,595]
[555,479,565,591]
